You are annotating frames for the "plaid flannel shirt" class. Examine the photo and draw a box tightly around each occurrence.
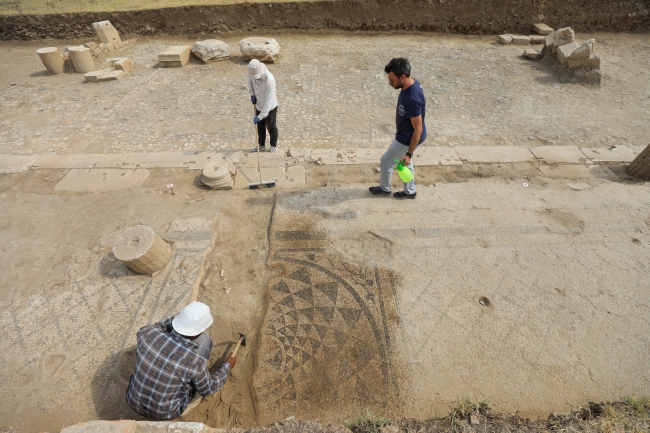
[126,317,230,420]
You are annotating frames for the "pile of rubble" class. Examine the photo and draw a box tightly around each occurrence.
[499,23,601,85]
[542,27,601,85]
[36,19,134,83]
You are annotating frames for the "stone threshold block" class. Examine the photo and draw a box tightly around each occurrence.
[455,146,535,163]
[31,153,127,169]
[123,151,241,169]
[538,165,593,179]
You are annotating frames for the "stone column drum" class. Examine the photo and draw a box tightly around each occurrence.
[112,225,172,275]
[68,46,95,73]
[37,47,65,74]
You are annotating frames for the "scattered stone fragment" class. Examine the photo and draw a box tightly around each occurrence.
[113,57,133,73]
[529,35,545,44]
[557,42,579,64]
[84,42,97,50]
[568,54,600,69]
[92,20,122,45]
[84,69,125,82]
[511,35,531,45]
[159,45,191,67]
[239,37,280,63]
[545,27,574,49]
[523,49,542,60]
[553,27,575,47]
[571,39,595,60]
[36,47,64,74]
[498,34,512,44]
[532,23,554,35]
[191,39,229,63]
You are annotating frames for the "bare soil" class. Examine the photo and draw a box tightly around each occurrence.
[1,0,649,40]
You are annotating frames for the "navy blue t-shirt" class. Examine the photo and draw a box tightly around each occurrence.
[395,79,427,146]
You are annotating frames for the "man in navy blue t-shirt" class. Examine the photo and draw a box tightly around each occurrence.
[369,58,426,199]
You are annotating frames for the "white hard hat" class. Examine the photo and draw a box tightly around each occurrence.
[172,301,213,336]
[248,59,267,79]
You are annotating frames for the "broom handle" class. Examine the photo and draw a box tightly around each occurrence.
[254,105,262,184]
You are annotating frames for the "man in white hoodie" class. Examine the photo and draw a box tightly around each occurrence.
[247,59,279,153]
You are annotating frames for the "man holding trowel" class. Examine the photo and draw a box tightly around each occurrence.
[248,59,279,154]
[369,57,427,199]
[126,301,237,420]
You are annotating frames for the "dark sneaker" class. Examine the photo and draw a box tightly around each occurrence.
[369,186,391,195]
[394,191,416,199]
[251,145,266,153]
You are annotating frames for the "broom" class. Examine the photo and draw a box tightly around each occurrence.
[248,105,276,189]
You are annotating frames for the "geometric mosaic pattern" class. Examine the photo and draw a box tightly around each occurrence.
[253,237,400,424]
[0,217,215,432]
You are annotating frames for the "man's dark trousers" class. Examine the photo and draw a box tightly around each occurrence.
[256,107,278,148]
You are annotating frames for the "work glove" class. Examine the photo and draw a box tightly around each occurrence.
[253,116,261,124]
[251,96,257,104]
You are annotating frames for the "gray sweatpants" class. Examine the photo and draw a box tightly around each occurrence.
[380,139,416,194]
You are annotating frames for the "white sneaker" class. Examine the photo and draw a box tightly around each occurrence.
[251,145,266,153]
[269,146,278,154]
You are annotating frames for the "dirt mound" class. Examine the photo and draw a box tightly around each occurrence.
[1,0,649,40]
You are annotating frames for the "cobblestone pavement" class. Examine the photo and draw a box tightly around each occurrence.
[0,33,648,156]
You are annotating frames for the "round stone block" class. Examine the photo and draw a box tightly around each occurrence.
[112,225,171,275]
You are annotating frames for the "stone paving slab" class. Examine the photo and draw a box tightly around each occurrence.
[580,145,639,163]
[0,154,39,174]
[530,146,587,164]
[123,152,241,169]
[61,420,222,433]
[232,165,306,190]
[238,152,294,168]
[54,169,151,192]
[415,146,462,166]
[455,146,535,163]
[310,148,385,165]
[538,165,593,179]
[31,153,128,169]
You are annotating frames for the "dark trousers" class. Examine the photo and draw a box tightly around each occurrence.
[256,106,278,147]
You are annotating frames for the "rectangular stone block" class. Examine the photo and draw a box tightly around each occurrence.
[92,20,122,45]
[61,420,136,433]
[159,46,191,67]
[455,146,535,163]
[113,58,133,73]
[571,39,594,60]
[96,69,125,81]
[414,146,462,166]
[528,35,545,44]
[123,152,239,169]
[557,42,579,64]
[33,154,99,169]
[0,154,39,174]
[530,146,587,164]
[568,54,600,69]
[54,168,150,193]
[546,27,574,49]
[532,23,554,35]
[498,34,512,44]
[511,35,530,45]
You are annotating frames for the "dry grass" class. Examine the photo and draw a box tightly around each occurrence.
[0,0,319,16]
[361,398,650,433]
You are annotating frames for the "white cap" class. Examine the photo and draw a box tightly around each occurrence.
[248,59,267,79]
[172,301,213,337]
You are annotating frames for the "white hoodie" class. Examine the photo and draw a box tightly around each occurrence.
[247,70,279,120]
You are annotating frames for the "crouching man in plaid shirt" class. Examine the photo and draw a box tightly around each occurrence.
[126,302,236,420]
